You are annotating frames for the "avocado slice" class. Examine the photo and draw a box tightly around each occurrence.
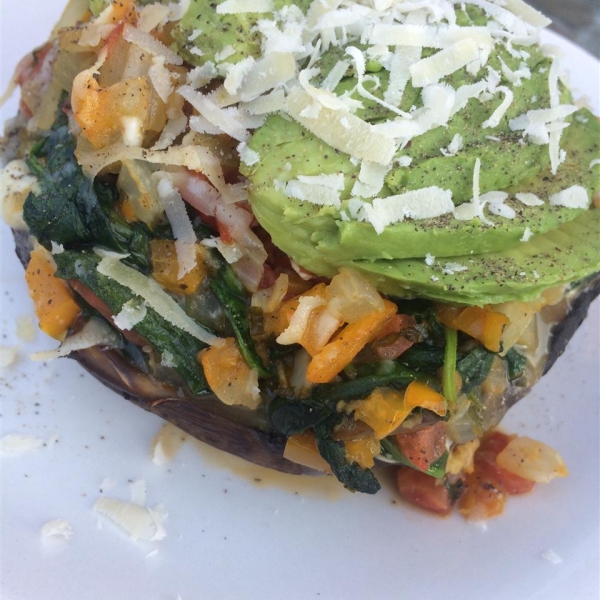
[348,210,600,305]
[245,110,599,264]
[171,0,312,67]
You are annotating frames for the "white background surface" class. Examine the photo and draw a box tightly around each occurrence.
[1,3,599,600]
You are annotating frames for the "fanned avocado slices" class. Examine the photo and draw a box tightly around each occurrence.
[242,11,600,307]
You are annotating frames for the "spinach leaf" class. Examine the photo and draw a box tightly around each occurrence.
[268,363,420,436]
[210,277,272,378]
[505,347,527,381]
[23,109,151,272]
[398,345,445,373]
[442,327,458,407]
[456,347,495,394]
[313,418,381,494]
[268,396,337,437]
[380,438,448,478]
[54,251,209,395]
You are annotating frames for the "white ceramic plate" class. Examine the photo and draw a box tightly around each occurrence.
[1,4,599,600]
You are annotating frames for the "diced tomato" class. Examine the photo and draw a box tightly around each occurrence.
[15,43,56,118]
[475,432,535,495]
[395,421,447,472]
[396,468,451,516]
[458,472,506,521]
[478,430,511,455]
[216,220,235,244]
[369,314,417,360]
[259,264,279,289]
[374,335,414,360]
[457,430,535,520]
[374,314,416,339]
[254,227,327,295]
[476,455,535,495]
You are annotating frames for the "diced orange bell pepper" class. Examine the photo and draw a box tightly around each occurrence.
[306,299,397,383]
[25,247,81,340]
[73,74,151,149]
[150,240,207,296]
[404,381,447,417]
[437,305,509,353]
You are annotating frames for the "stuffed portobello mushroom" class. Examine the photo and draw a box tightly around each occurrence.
[1,0,599,519]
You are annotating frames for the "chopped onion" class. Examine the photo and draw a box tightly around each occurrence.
[251,274,289,313]
[325,268,384,323]
[496,437,568,483]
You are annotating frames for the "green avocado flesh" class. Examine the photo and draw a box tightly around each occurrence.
[172,0,312,67]
[174,2,600,306]
[244,107,599,305]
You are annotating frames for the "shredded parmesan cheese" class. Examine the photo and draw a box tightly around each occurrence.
[443,262,468,275]
[0,434,44,456]
[114,300,148,331]
[223,56,256,95]
[217,0,274,14]
[237,142,260,166]
[41,520,74,541]
[151,423,189,466]
[521,226,533,242]
[94,497,168,542]
[279,173,345,208]
[516,192,544,206]
[370,24,493,50]
[482,86,514,128]
[0,346,18,368]
[154,173,198,279]
[239,53,297,101]
[123,25,183,65]
[178,85,250,141]
[97,257,223,346]
[30,319,122,362]
[285,88,396,165]
[410,39,480,87]
[352,161,389,198]
[549,186,589,209]
[148,56,174,103]
[0,159,39,229]
[362,187,455,234]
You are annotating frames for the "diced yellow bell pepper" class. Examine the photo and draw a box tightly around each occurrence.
[354,388,411,439]
[404,381,447,417]
[344,436,381,469]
